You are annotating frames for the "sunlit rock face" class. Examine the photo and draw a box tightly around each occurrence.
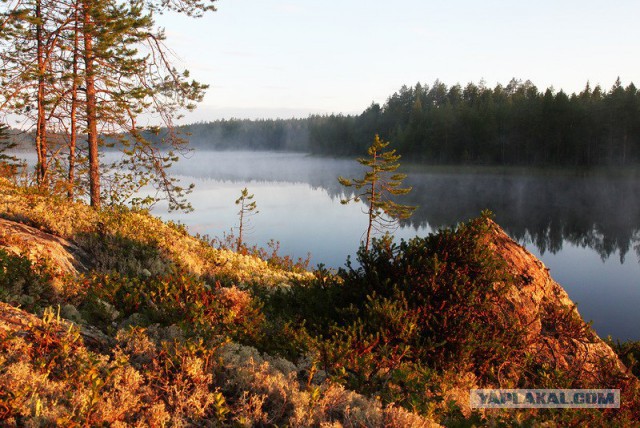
[0,217,89,277]
[485,219,631,383]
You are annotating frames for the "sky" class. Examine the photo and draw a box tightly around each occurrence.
[157,0,640,122]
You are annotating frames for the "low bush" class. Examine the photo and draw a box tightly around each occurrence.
[75,232,171,277]
[609,338,640,378]
[263,215,526,410]
[77,267,265,343]
[262,214,640,423]
[0,249,55,311]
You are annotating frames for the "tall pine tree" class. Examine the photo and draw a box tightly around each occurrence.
[0,0,215,208]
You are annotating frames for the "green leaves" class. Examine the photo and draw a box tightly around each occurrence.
[0,249,55,312]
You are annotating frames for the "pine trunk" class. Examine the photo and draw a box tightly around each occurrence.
[35,0,48,186]
[237,206,244,251]
[82,1,100,208]
[68,2,80,199]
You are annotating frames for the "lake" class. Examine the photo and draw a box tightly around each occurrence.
[153,150,640,342]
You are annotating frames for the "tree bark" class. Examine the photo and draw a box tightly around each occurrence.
[237,205,244,251]
[35,0,48,186]
[82,0,100,208]
[67,1,80,200]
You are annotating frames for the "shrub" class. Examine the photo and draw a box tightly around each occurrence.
[0,307,226,426]
[261,215,640,424]
[263,215,527,412]
[75,232,170,277]
[0,249,55,311]
[77,267,265,343]
[609,338,640,378]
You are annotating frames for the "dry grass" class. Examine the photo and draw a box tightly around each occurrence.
[0,178,312,287]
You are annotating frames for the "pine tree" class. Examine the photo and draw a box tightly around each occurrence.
[235,187,258,251]
[0,0,215,208]
[78,0,210,209]
[338,134,415,251]
[0,0,69,186]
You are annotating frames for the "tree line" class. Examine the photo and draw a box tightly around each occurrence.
[182,78,640,167]
[177,118,309,152]
[0,0,216,209]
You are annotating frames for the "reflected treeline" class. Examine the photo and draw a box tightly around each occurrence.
[297,168,640,263]
[394,174,640,263]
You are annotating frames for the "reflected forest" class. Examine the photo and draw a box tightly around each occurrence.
[317,172,640,264]
[397,173,640,263]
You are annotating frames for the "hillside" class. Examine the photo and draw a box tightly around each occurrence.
[0,179,638,426]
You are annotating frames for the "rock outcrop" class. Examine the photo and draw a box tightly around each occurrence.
[0,217,89,276]
[486,219,632,384]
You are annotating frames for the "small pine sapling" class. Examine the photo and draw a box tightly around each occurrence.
[235,187,258,251]
[338,134,415,251]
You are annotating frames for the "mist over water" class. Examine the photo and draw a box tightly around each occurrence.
[160,150,640,341]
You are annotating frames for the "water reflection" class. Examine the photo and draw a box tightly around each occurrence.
[170,151,640,264]
[399,174,640,264]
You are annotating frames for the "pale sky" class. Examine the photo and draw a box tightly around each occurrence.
[157,0,640,121]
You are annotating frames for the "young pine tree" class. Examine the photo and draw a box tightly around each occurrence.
[235,187,258,251]
[338,134,415,251]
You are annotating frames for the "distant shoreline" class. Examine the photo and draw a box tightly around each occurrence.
[10,147,640,179]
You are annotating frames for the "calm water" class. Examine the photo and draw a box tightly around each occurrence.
[155,150,640,342]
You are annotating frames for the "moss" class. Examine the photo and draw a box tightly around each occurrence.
[0,178,312,287]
